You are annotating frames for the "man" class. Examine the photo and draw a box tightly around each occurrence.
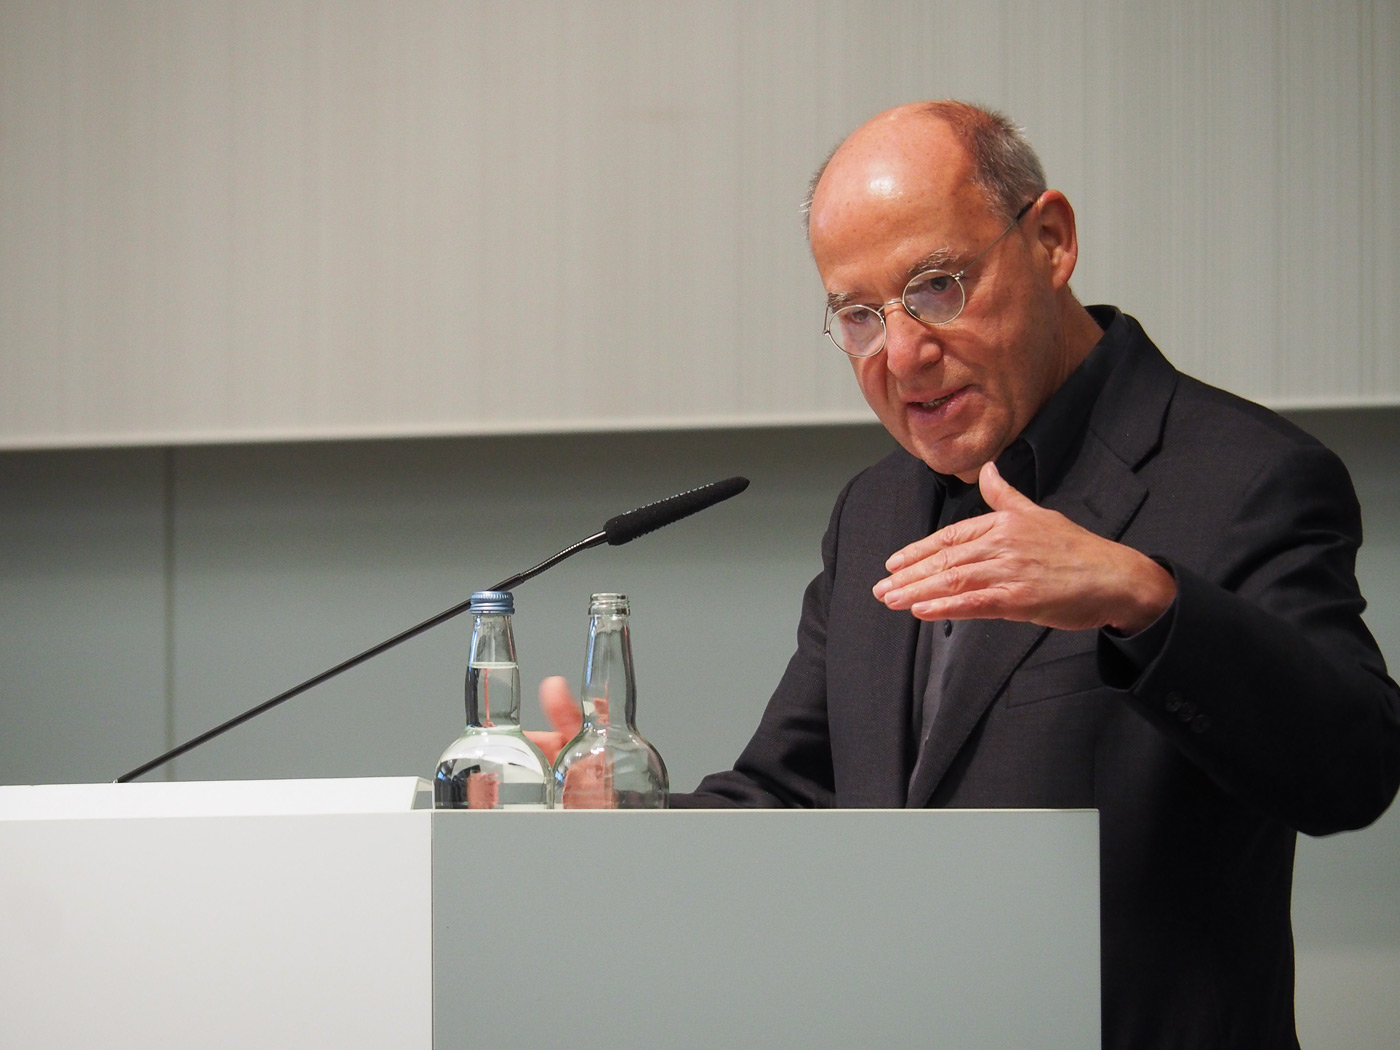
[536,102,1400,1048]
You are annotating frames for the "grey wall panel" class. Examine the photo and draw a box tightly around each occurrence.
[1,412,1398,1039]
[0,449,168,784]
[165,425,898,786]
[2,1,1397,451]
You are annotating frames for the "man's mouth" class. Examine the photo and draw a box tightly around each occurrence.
[913,391,957,410]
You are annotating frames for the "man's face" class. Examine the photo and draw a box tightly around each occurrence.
[808,118,1068,481]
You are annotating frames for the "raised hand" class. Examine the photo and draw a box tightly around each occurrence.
[528,677,617,808]
[527,675,582,764]
[872,461,1175,634]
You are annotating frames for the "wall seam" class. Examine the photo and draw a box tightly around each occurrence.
[162,445,177,780]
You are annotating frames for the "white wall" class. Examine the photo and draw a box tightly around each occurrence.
[2,0,1398,448]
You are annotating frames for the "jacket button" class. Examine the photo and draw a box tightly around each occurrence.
[1164,691,1184,713]
[1190,714,1212,734]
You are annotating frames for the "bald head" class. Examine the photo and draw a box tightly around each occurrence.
[807,108,978,261]
[803,102,1046,233]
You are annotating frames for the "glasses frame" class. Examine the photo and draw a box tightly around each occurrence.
[823,199,1037,358]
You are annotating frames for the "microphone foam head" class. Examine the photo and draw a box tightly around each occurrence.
[604,476,750,546]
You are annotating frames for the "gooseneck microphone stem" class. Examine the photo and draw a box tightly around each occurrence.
[113,477,747,783]
[112,551,591,785]
[491,530,606,593]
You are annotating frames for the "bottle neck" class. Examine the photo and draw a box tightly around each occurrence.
[464,612,521,729]
[580,610,637,732]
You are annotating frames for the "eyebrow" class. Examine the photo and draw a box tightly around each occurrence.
[825,246,959,310]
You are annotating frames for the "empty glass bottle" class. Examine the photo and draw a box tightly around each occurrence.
[434,591,551,810]
[552,593,668,809]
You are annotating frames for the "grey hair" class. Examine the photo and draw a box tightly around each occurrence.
[800,101,1047,231]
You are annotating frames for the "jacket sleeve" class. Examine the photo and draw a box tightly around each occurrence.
[1101,440,1400,835]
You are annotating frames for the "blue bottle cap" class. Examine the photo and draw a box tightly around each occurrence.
[469,590,514,614]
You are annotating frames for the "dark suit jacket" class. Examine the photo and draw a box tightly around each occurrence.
[678,311,1400,1049]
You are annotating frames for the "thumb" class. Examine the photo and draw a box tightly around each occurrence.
[539,675,582,737]
[979,460,1033,511]
[527,675,582,763]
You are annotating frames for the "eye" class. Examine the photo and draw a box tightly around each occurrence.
[907,271,955,298]
[836,305,878,326]
[827,305,884,354]
[904,271,963,323]
[832,305,881,336]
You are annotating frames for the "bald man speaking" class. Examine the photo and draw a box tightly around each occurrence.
[536,102,1400,1049]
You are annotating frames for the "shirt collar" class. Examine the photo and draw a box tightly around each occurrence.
[931,305,1128,503]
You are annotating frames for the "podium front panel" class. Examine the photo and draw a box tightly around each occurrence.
[432,809,1099,1049]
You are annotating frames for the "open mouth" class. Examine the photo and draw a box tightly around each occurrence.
[914,391,957,410]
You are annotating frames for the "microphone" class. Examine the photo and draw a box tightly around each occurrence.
[114,476,751,783]
[604,476,749,546]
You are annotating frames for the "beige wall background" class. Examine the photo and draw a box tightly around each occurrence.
[2,0,1398,450]
[1,2,1398,1045]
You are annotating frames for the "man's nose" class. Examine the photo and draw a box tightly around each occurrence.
[882,304,940,378]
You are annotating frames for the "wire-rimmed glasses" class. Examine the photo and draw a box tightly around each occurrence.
[822,200,1036,358]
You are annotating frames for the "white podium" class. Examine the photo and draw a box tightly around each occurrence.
[0,779,1100,1048]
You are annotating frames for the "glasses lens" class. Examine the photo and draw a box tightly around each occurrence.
[828,305,884,357]
[903,271,964,325]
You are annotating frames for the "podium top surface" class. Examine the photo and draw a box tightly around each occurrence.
[0,783,1100,1049]
[0,776,432,820]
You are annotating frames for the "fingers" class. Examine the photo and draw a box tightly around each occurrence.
[906,583,1019,622]
[877,506,1002,601]
[539,675,580,730]
[883,463,1033,573]
[875,547,977,606]
[883,513,994,574]
[876,462,1044,610]
[878,530,1052,624]
[881,558,1013,620]
[531,675,582,763]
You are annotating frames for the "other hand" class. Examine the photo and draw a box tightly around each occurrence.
[528,677,614,808]
[872,461,1175,634]
[527,675,581,764]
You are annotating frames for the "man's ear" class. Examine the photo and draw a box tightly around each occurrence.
[1031,190,1079,290]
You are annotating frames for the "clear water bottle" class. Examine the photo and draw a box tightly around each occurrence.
[434,591,551,810]
[552,593,668,809]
